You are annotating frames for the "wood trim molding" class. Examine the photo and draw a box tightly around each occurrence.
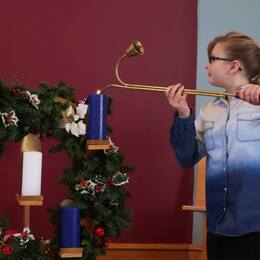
[97,243,204,260]
[106,243,202,251]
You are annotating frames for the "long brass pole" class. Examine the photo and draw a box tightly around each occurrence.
[101,84,235,98]
[99,40,235,98]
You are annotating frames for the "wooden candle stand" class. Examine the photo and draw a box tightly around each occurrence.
[59,247,83,258]
[16,194,44,228]
[86,139,110,150]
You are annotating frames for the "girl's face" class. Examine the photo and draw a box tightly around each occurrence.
[205,43,233,89]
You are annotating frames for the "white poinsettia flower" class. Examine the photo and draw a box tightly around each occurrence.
[62,104,87,137]
[65,123,71,133]
[70,121,80,137]
[78,120,86,135]
[74,114,80,121]
[65,121,85,137]
[76,103,88,119]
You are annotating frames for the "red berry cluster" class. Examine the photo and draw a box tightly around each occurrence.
[94,226,110,248]
[11,87,28,100]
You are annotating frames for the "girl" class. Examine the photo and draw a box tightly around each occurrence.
[165,32,260,260]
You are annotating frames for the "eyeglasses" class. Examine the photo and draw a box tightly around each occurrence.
[209,55,233,63]
[208,55,242,71]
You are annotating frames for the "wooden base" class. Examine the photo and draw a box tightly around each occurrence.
[59,248,83,258]
[86,140,110,150]
[16,194,44,206]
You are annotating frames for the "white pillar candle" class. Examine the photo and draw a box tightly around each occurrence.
[21,151,42,196]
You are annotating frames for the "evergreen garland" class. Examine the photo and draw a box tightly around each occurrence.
[0,80,132,259]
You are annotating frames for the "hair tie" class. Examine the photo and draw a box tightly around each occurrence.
[250,71,260,82]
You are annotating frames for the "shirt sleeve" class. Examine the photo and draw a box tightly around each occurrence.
[170,111,206,168]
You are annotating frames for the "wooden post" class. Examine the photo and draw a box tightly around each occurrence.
[16,194,44,228]
[182,157,207,260]
[24,205,30,228]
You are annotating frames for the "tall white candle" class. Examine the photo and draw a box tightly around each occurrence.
[21,151,42,196]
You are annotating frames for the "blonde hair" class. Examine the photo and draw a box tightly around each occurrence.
[208,32,260,84]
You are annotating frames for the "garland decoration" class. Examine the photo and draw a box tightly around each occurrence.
[0,79,132,260]
[0,216,47,259]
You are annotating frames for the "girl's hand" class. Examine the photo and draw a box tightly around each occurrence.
[165,83,190,118]
[237,84,260,105]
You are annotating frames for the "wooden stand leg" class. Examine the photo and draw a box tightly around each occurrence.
[16,194,44,229]
[201,214,207,260]
[24,205,30,228]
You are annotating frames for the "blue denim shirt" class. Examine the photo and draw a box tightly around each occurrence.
[170,96,260,236]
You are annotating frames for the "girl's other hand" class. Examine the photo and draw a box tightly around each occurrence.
[237,84,260,105]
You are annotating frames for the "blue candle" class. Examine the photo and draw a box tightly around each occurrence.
[60,206,80,248]
[87,93,108,140]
